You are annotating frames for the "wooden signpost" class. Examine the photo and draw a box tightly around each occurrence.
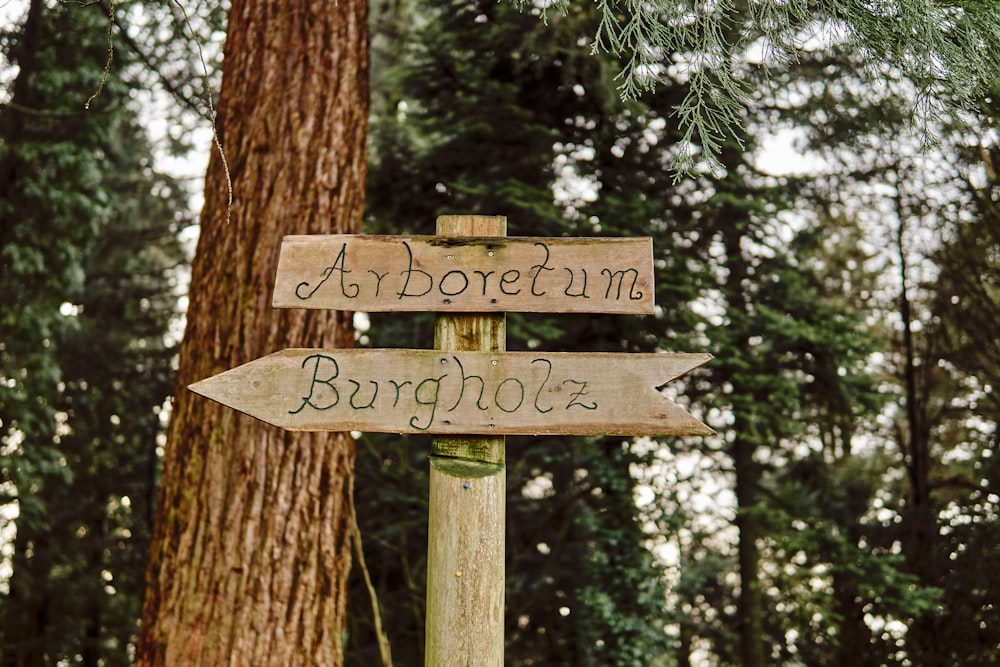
[189,215,712,666]
[272,233,654,313]
[188,348,713,436]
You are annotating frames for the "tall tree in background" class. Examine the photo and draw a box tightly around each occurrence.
[0,1,187,664]
[926,163,1000,665]
[136,0,368,664]
[781,49,1000,660]
[882,142,1000,664]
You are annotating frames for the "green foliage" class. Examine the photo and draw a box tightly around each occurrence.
[512,0,1000,174]
[0,1,190,662]
[1,1,119,543]
[571,441,674,666]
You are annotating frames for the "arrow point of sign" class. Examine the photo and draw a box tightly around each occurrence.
[187,365,286,429]
[187,377,215,400]
[187,376,231,412]
[670,407,715,436]
[651,352,714,436]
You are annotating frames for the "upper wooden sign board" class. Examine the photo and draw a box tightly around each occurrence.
[272,235,654,314]
[189,348,712,436]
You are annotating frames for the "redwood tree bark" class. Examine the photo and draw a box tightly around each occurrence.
[137,1,368,664]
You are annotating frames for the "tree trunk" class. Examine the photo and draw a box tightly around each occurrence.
[733,432,765,667]
[720,197,766,667]
[136,0,368,664]
[893,184,942,661]
[0,7,48,660]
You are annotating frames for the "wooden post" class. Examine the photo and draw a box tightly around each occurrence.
[425,215,507,666]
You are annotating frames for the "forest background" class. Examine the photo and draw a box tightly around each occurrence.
[1,0,999,665]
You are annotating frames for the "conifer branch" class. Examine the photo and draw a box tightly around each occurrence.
[512,0,1000,175]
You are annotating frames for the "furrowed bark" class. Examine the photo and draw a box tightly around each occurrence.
[137,1,368,664]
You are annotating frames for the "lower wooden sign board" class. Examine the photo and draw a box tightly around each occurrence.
[189,348,713,436]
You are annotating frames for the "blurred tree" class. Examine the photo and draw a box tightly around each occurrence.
[885,148,1000,664]
[0,1,188,663]
[770,43,1000,663]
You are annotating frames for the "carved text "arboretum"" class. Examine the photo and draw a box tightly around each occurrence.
[295,242,641,303]
[272,235,655,314]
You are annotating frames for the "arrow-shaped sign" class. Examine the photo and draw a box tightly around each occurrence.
[189,349,713,436]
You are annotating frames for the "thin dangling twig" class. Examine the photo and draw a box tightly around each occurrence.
[172,0,233,224]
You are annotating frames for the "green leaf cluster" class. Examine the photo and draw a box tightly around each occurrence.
[0,1,190,663]
[512,0,1000,175]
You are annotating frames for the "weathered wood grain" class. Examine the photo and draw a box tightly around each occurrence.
[272,233,654,313]
[425,214,506,667]
[187,348,714,436]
